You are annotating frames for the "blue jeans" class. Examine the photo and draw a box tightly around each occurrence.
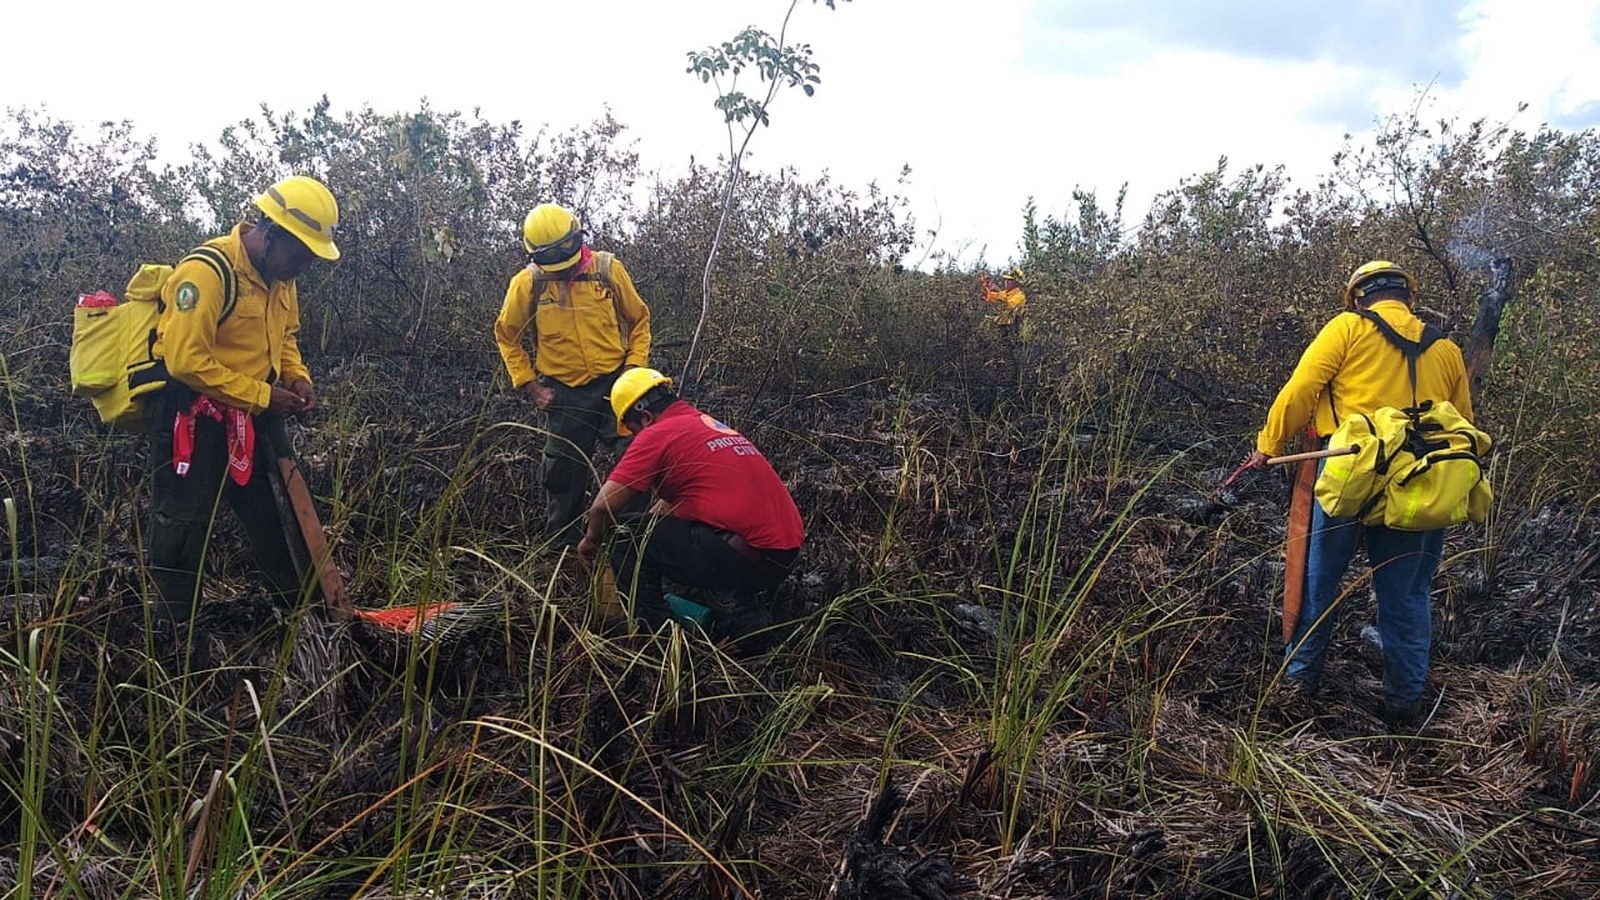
[1285,485,1444,705]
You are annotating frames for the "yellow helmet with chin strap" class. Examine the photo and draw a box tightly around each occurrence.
[608,368,674,435]
[255,175,340,260]
[522,203,585,271]
[1343,260,1416,308]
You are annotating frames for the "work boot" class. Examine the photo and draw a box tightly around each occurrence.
[1381,697,1424,728]
[705,592,780,655]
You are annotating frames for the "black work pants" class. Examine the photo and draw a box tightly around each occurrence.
[610,515,796,639]
[540,369,625,537]
[144,386,305,624]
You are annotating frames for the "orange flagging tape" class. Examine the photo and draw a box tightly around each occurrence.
[353,603,460,633]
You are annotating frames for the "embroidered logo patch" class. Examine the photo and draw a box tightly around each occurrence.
[175,282,200,312]
[701,414,739,435]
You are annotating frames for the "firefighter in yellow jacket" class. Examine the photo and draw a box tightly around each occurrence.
[981,267,1028,327]
[494,203,653,540]
[146,175,338,626]
[1246,260,1475,726]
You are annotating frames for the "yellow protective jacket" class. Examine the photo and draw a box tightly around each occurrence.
[154,224,311,414]
[983,285,1027,325]
[494,253,652,389]
[1257,300,1474,455]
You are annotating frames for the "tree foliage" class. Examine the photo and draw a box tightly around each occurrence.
[1,92,1596,485]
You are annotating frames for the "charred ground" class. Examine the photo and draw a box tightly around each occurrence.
[2,353,1598,898]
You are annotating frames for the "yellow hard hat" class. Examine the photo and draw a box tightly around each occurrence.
[522,203,584,271]
[1343,260,1416,308]
[254,175,340,260]
[1003,267,1025,284]
[608,367,673,434]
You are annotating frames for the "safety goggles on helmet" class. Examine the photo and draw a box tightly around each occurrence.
[528,228,584,268]
[1353,273,1412,296]
[620,391,659,428]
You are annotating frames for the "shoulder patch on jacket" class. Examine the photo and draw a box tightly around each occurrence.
[175,282,200,312]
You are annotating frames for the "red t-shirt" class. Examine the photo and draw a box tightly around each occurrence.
[607,401,804,551]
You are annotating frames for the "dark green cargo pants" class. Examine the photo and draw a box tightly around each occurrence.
[539,369,626,539]
[144,385,306,624]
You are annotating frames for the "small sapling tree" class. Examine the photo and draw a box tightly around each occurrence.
[679,0,848,390]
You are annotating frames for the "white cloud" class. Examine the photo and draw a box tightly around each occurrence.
[3,0,1597,267]
[1450,0,1600,126]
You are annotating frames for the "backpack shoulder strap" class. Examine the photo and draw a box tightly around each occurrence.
[1353,308,1422,357]
[591,251,632,346]
[592,251,617,294]
[1417,323,1445,353]
[592,250,624,317]
[529,262,575,310]
[527,252,630,343]
[1355,308,1442,412]
[180,245,239,325]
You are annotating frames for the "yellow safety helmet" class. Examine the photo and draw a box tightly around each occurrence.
[1003,267,1025,284]
[522,203,585,271]
[254,175,340,260]
[608,367,674,434]
[1343,260,1416,308]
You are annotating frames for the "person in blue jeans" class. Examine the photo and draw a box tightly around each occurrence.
[1245,261,1475,726]
[1295,465,1446,714]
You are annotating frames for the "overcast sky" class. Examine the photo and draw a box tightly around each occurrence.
[4,0,1598,266]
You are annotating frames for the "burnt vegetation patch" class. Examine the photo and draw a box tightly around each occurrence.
[2,103,1599,896]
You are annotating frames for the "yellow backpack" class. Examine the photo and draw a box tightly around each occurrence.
[1314,408,1406,519]
[69,246,236,430]
[1313,311,1492,530]
[1377,399,1492,530]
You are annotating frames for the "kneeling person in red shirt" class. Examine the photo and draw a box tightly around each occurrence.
[576,369,804,638]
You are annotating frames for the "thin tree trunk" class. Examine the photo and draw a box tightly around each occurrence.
[1464,256,1514,388]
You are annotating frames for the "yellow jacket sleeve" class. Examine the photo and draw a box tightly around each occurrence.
[983,287,1026,311]
[608,258,652,368]
[1256,318,1347,455]
[160,259,273,413]
[494,270,536,389]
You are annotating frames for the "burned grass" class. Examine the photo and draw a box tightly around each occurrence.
[2,368,1599,897]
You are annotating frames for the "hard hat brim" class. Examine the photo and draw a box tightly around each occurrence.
[257,203,341,260]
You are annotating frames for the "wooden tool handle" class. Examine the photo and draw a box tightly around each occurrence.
[1267,445,1357,465]
[277,456,354,620]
